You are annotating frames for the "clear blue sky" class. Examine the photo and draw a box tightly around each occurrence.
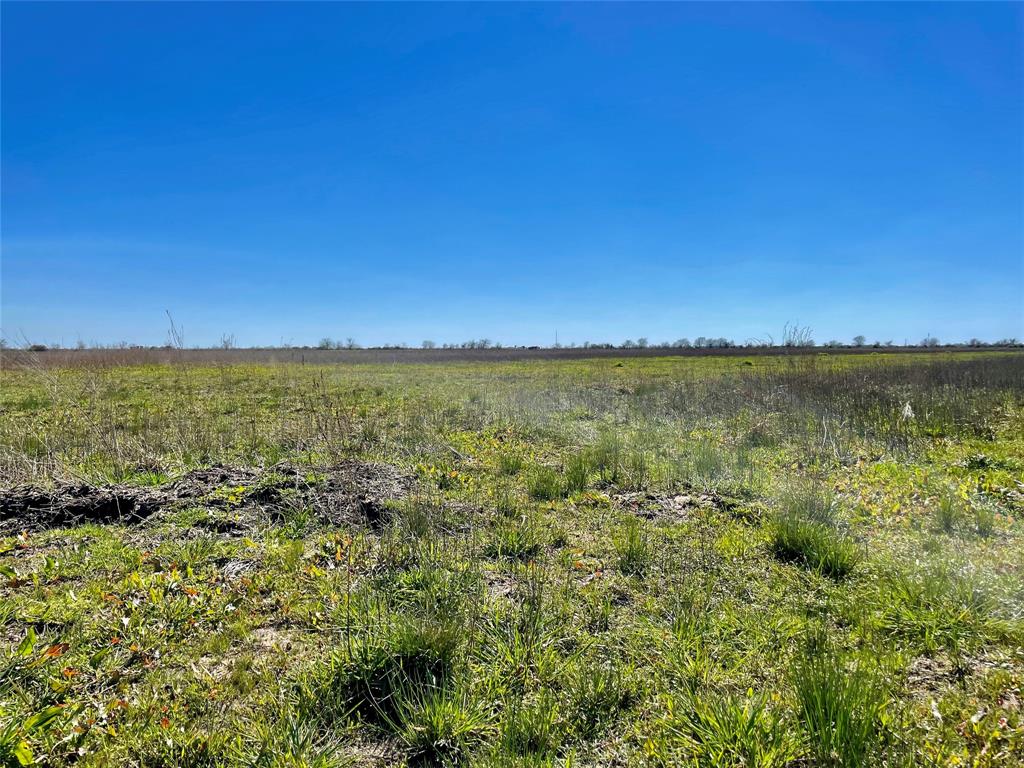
[2,2,1021,347]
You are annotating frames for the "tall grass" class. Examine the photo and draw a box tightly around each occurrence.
[792,639,890,768]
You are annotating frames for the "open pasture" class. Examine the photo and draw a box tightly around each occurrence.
[1,351,1022,766]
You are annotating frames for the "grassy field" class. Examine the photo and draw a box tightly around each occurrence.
[1,351,1022,767]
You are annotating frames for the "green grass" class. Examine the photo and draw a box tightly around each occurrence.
[613,517,653,575]
[770,512,861,579]
[0,351,1021,766]
[656,691,800,767]
[792,639,891,768]
[769,483,861,579]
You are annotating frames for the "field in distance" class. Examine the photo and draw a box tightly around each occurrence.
[1,351,1022,766]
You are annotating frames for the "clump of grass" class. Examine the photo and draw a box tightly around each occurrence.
[770,514,860,579]
[782,482,839,524]
[485,515,545,561]
[385,563,482,616]
[589,431,623,485]
[242,710,347,768]
[308,614,463,725]
[614,517,652,575]
[478,568,564,694]
[624,449,650,491]
[396,496,443,539]
[792,638,890,768]
[564,659,636,740]
[878,562,1010,654]
[527,467,562,501]
[498,690,563,760]
[563,453,590,496]
[657,691,799,768]
[388,684,490,766]
[494,485,518,517]
[970,495,998,538]
[689,440,726,489]
[769,484,859,579]
[933,487,964,534]
[497,450,525,476]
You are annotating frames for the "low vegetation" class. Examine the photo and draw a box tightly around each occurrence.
[0,351,1021,766]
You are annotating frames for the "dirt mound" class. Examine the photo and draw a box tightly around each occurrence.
[613,490,728,520]
[0,460,413,533]
[0,485,162,529]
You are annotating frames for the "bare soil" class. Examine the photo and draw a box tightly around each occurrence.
[0,460,413,533]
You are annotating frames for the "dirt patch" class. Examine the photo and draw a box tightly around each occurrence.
[483,570,516,600]
[0,485,163,530]
[0,621,26,649]
[0,460,413,533]
[272,460,413,529]
[613,490,725,520]
[906,651,1018,698]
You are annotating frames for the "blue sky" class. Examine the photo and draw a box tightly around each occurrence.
[2,2,1021,347]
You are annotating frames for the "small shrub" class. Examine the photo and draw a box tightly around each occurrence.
[614,518,652,575]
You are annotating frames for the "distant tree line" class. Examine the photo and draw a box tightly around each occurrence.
[5,334,1022,353]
